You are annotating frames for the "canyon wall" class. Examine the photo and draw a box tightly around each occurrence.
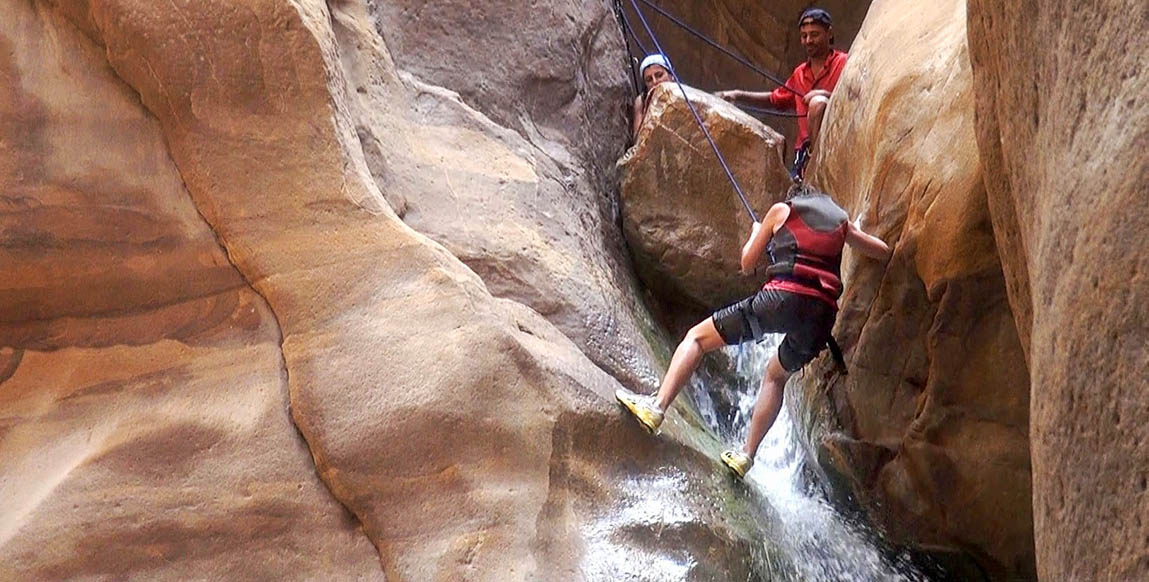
[797,0,1034,577]
[967,0,1148,579]
[0,1,782,579]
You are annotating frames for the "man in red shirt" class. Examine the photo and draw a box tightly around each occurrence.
[717,8,848,181]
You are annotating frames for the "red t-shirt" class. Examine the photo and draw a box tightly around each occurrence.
[768,49,849,148]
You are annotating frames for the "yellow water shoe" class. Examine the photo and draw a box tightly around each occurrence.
[615,388,664,434]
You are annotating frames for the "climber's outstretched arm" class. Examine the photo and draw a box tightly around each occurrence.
[845,221,890,260]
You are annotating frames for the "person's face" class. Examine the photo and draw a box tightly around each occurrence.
[643,65,673,90]
[800,22,832,58]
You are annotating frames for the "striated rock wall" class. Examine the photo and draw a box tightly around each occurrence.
[967,0,1149,580]
[798,0,1035,578]
[0,0,783,580]
[0,2,384,578]
[346,0,667,392]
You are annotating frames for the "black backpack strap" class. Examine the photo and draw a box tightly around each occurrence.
[827,335,848,375]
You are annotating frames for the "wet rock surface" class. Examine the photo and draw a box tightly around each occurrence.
[619,83,792,313]
[795,0,1035,578]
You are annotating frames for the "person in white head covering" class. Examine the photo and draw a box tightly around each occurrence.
[632,54,676,139]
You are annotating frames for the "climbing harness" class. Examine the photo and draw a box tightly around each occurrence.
[627,0,758,222]
[615,2,853,374]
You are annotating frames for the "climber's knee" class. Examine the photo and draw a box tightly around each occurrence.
[808,95,829,121]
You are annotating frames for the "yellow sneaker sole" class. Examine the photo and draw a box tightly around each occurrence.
[615,388,660,434]
[721,450,752,479]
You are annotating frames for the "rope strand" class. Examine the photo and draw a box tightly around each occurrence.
[612,0,642,96]
[634,0,807,98]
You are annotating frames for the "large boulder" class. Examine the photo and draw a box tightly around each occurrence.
[619,83,792,313]
[796,0,1035,578]
[966,1,1149,580]
[0,0,784,580]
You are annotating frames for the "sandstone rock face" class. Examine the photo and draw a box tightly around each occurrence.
[619,83,792,313]
[350,0,668,391]
[1,0,785,580]
[0,2,383,579]
[796,0,1035,578]
[967,1,1149,580]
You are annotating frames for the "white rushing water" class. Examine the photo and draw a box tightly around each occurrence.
[696,336,926,582]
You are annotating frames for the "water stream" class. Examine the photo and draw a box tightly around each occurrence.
[692,336,926,582]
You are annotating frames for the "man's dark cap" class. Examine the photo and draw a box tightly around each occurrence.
[798,8,832,28]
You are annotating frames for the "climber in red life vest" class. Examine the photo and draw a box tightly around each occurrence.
[616,184,890,479]
[632,53,677,139]
[716,8,847,181]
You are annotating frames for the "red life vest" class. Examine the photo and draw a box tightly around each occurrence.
[764,192,849,304]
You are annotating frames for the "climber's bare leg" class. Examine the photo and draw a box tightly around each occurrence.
[807,95,830,150]
[742,354,790,457]
[655,319,727,411]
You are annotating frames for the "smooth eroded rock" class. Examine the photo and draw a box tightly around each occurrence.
[0,3,383,579]
[0,0,793,580]
[967,0,1149,579]
[345,0,668,392]
[796,0,1034,578]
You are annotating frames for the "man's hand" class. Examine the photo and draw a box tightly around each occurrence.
[716,90,742,102]
[802,89,832,104]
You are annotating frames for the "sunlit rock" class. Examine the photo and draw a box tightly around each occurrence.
[796,0,1034,578]
[967,0,1149,580]
[0,0,784,579]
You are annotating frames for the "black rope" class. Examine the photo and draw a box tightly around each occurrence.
[618,2,651,56]
[635,0,807,98]
[736,103,807,119]
[612,0,642,96]
[627,0,757,222]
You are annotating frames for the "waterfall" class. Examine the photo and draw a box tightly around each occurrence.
[692,336,926,582]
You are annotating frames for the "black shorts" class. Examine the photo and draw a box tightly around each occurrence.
[712,288,836,373]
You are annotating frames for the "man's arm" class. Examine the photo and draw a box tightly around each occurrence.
[741,202,790,274]
[845,220,891,260]
[718,86,797,110]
